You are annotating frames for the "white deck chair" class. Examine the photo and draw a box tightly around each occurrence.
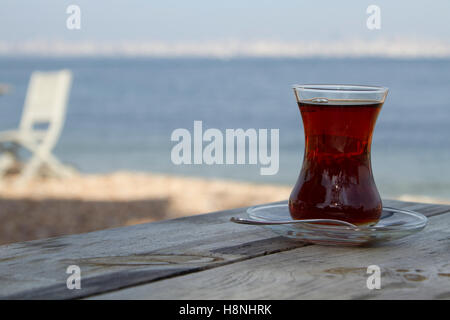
[0,69,73,184]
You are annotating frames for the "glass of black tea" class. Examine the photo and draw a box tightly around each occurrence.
[290,85,388,226]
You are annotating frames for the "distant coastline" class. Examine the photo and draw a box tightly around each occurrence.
[2,38,450,59]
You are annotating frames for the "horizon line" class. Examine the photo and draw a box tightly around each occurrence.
[1,39,450,59]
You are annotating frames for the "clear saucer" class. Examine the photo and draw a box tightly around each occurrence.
[246,204,428,246]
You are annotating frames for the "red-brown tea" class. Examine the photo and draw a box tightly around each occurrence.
[289,100,383,226]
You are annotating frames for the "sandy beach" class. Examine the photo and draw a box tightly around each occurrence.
[1,171,448,246]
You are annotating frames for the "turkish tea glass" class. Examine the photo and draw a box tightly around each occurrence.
[290,85,388,226]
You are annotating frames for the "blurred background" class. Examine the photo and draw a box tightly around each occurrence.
[0,0,449,244]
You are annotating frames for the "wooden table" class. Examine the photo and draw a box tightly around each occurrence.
[0,199,449,300]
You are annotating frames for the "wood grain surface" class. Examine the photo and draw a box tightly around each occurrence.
[0,199,448,299]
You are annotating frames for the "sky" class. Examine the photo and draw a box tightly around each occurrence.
[1,0,449,57]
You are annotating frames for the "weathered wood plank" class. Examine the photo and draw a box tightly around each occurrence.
[0,203,304,299]
[0,199,448,299]
[91,211,450,300]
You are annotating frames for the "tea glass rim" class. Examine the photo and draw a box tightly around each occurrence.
[292,84,388,94]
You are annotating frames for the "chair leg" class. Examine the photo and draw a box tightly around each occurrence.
[0,151,15,180]
[15,155,42,186]
[0,145,22,184]
[16,153,75,186]
[44,153,76,178]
